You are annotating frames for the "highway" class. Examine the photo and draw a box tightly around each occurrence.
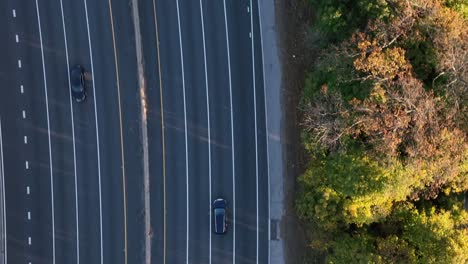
[0,0,270,263]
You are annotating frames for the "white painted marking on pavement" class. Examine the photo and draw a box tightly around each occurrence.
[18,60,22,69]
[15,34,19,43]
[27,211,31,220]
[82,1,104,262]
[59,0,80,262]
[24,136,27,144]
[22,110,26,119]
[28,237,31,245]
[12,9,16,18]
[198,1,212,263]
[20,85,24,94]
[0,118,8,264]
[26,186,30,195]
[249,1,260,261]
[175,1,190,263]
[223,1,236,262]
[257,0,272,262]
[35,1,56,262]
[25,161,29,170]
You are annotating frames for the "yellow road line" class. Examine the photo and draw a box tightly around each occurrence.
[107,1,128,263]
[152,0,167,263]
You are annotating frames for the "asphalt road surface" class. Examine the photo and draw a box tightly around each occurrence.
[0,0,270,263]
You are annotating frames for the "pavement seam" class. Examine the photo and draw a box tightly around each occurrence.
[129,0,152,263]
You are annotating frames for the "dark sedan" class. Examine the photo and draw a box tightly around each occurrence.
[213,198,227,234]
[71,65,86,102]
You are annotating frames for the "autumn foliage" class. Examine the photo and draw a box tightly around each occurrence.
[298,0,468,262]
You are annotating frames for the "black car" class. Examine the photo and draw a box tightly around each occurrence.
[213,198,227,234]
[71,65,86,102]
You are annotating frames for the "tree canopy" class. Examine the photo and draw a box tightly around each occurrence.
[298,0,468,262]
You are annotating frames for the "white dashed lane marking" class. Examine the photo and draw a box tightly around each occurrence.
[26,186,30,195]
[27,211,31,220]
[18,59,22,69]
[12,9,16,18]
[28,237,31,245]
[15,34,19,43]
[25,161,29,170]
[20,85,24,94]
[22,110,26,119]
[24,136,27,144]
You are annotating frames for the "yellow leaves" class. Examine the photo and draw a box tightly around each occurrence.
[354,45,411,80]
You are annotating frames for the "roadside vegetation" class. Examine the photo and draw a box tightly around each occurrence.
[296,0,468,262]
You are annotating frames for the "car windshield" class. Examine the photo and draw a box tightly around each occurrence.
[214,208,224,216]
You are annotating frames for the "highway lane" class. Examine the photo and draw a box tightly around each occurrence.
[0,1,55,263]
[201,0,236,263]
[177,1,211,264]
[251,0,270,262]
[224,0,260,263]
[154,0,189,263]
[59,0,105,261]
[80,0,134,262]
[35,0,78,263]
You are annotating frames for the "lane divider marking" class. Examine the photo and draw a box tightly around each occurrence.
[152,1,167,262]
[15,35,19,43]
[22,110,26,119]
[222,1,237,262]
[58,0,80,262]
[249,1,261,262]
[34,1,56,262]
[174,1,190,263]
[17,60,22,69]
[24,136,27,144]
[25,161,29,170]
[27,212,31,220]
[82,0,104,262]
[12,9,16,18]
[26,186,30,195]
[198,1,212,263]
[0,118,7,264]
[20,85,24,94]
[256,0,273,261]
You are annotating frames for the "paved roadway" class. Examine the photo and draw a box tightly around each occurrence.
[0,0,270,263]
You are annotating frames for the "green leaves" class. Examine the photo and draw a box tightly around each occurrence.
[298,0,468,261]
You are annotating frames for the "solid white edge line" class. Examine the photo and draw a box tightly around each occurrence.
[34,1,56,263]
[0,118,7,264]
[249,0,260,262]
[222,1,236,263]
[198,1,212,263]
[82,0,104,262]
[256,0,272,262]
[59,0,80,262]
[175,1,190,263]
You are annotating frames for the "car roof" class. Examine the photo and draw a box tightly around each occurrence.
[71,66,83,88]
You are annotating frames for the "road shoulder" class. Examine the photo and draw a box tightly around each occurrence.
[259,0,311,263]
